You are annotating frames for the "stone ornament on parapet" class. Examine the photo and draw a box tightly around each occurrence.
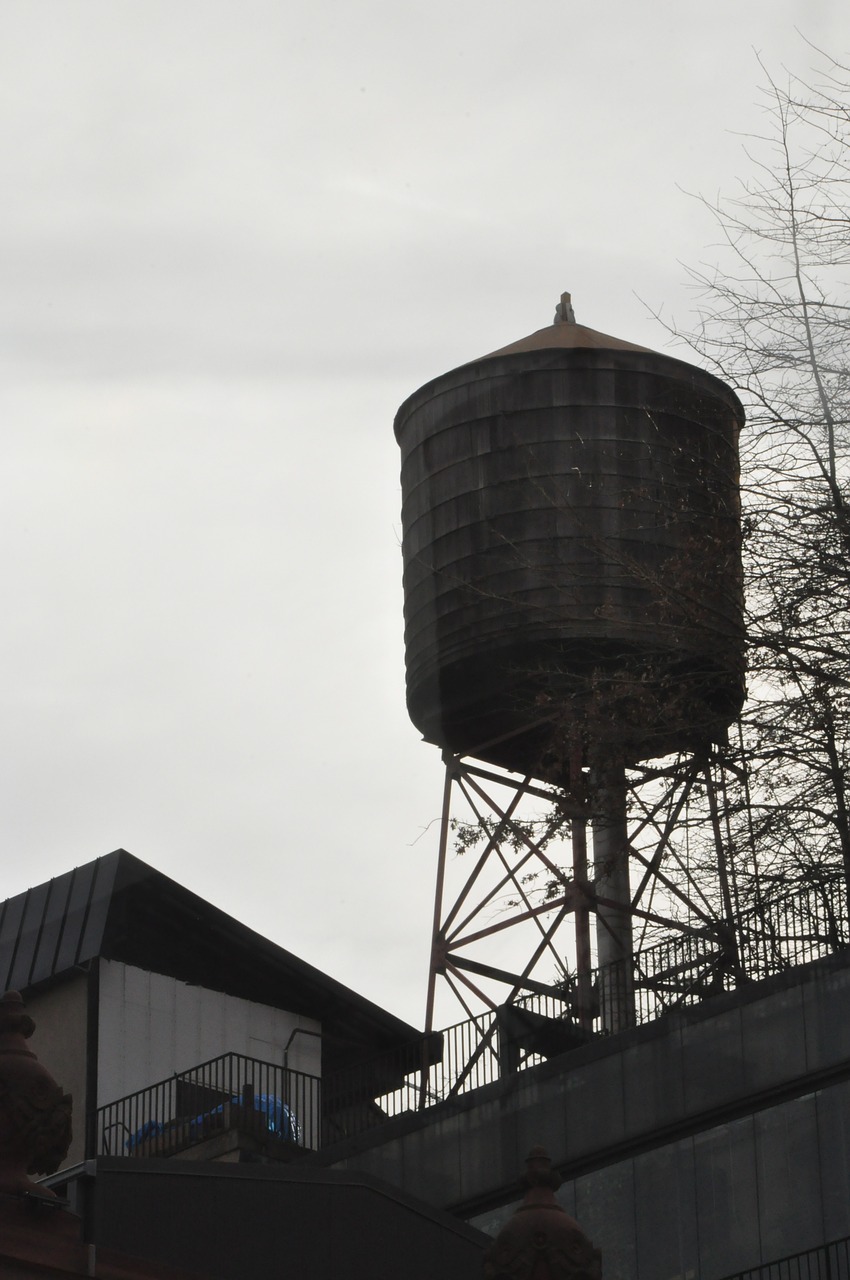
[483,1147,602,1280]
[0,989,72,1197]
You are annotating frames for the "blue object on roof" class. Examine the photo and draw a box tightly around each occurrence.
[126,1093,301,1151]
[125,1119,165,1151]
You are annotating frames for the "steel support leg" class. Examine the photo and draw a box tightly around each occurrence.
[591,759,635,1031]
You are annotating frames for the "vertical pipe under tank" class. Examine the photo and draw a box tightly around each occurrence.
[591,759,634,1031]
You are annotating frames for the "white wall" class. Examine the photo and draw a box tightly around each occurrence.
[28,974,89,1169]
[97,959,321,1106]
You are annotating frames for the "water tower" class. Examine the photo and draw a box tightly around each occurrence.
[395,294,746,1042]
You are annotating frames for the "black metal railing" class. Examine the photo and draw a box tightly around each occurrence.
[720,1235,850,1280]
[320,1016,500,1143]
[97,1051,320,1158]
[320,996,595,1143]
[740,880,849,980]
[320,879,850,1144]
[630,877,850,1025]
[96,879,850,1158]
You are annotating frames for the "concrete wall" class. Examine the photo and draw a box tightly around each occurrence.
[97,960,321,1102]
[27,974,89,1169]
[324,952,850,1279]
[466,1080,850,1280]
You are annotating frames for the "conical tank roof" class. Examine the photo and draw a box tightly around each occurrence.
[394,292,679,441]
[477,291,657,361]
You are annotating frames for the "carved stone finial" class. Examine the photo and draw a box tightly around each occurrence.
[483,1147,602,1280]
[523,1145,562,1191]
[0,991,72,1197]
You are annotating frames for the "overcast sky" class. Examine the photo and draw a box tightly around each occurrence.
[0,0,846,1030]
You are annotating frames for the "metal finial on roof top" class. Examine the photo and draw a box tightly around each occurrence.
[554,292,576,324]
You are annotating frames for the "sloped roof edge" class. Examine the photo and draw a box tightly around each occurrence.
[0,851,422,1058]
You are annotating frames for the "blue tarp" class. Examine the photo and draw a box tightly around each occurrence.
[126,1093,301,1151]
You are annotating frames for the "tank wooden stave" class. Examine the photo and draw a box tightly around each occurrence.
[394,337,745,776]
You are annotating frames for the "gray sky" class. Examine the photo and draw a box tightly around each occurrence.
[0,0,845,1029]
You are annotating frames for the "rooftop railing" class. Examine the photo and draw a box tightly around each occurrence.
[321,878,850,1144]
[720,1234,850,1280]
[96,879,849,1158]
[96,1051,320,1159]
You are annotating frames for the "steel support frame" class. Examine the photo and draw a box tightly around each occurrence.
[424,746,742,1040]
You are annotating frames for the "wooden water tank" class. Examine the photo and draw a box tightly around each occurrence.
[394,298,745,775]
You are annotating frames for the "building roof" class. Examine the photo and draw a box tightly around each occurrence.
[0,851,423,1068]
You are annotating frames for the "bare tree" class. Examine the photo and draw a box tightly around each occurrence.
[667,50,850,915]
